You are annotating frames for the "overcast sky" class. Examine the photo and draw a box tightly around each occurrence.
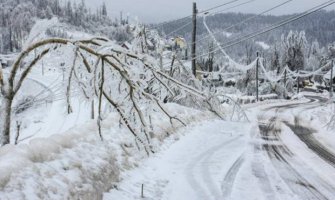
[76,0,335,23]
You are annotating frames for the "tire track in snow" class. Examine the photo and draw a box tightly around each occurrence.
[285,122,335,168]
[259,120,328,200]
[258,96,335,200]
[185,136,241,200]
[221,153,245,199]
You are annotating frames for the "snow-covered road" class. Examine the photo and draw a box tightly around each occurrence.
[254,94,335,200]
[104,93,335,200]
[104,120,250,200]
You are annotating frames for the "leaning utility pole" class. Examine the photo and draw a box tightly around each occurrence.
[191,2,197,77]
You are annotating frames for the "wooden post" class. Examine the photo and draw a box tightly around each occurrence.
[91,100,95,119]
[331,60,334,98]
[141,184,144,198]
[191,2,197,77]
[256,52,259,102]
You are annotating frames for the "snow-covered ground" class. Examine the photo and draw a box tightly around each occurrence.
[2,58,335,199]
[1,12,335,200]
[103,120,250,200]
[103,91,335,200]
[0,100,215,199]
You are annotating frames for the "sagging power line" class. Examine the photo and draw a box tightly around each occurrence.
[196,0,294,44]
[153,0,240,30]
[178,0,335,67]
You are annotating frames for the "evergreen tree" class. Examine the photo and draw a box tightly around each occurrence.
[102,2,107,16]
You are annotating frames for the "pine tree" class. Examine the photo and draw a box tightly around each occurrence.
[102,2,107,16]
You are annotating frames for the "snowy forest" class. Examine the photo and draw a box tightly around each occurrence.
[0,0,131,53]
[1,0,335,199]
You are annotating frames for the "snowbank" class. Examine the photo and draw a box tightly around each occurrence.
[0,103,215,199]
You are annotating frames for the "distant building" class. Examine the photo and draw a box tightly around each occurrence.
[165,36,187,51]
[174,37,187,49]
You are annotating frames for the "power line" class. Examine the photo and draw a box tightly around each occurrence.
[162,0,255,46]
[196,0,294,44]
[199,0,240,14]
[208,0,257,16]
[188,0,257,47]
[165,21,193,37]
[153,0,240,30]
[163,0,335,67]
[199,0,295,71]
[219,0,335,49]
[194,0,335,63]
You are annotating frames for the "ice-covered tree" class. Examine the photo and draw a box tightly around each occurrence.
[281,31,307,71]
[102,2,107,16]
[0,37,231,154]
[270,45,281,73]
[306,40,322,71]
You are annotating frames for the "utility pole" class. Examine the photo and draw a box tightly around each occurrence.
[297,74,300,94]
[256,52,259,102]
[331,60,334,98]
[191,2,197,77]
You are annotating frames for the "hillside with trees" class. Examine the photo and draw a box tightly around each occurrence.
[0,0,131,53]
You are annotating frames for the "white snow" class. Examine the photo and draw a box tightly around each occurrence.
[256,41,270,50]
[103,120,251,200]
[2,9,335,200]
[24,17,59,48]
[222,31,233,38]
[0,102,215,199]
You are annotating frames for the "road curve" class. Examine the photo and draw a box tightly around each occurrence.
[258,94,335,200]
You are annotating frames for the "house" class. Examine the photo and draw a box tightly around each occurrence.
[174,37,187,49]
[165,37,187,51]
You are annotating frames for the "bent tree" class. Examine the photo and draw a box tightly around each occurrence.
[0,37,232,155]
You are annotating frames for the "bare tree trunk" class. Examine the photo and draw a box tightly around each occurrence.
[97,59,105,141]
[1,96,13,146]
